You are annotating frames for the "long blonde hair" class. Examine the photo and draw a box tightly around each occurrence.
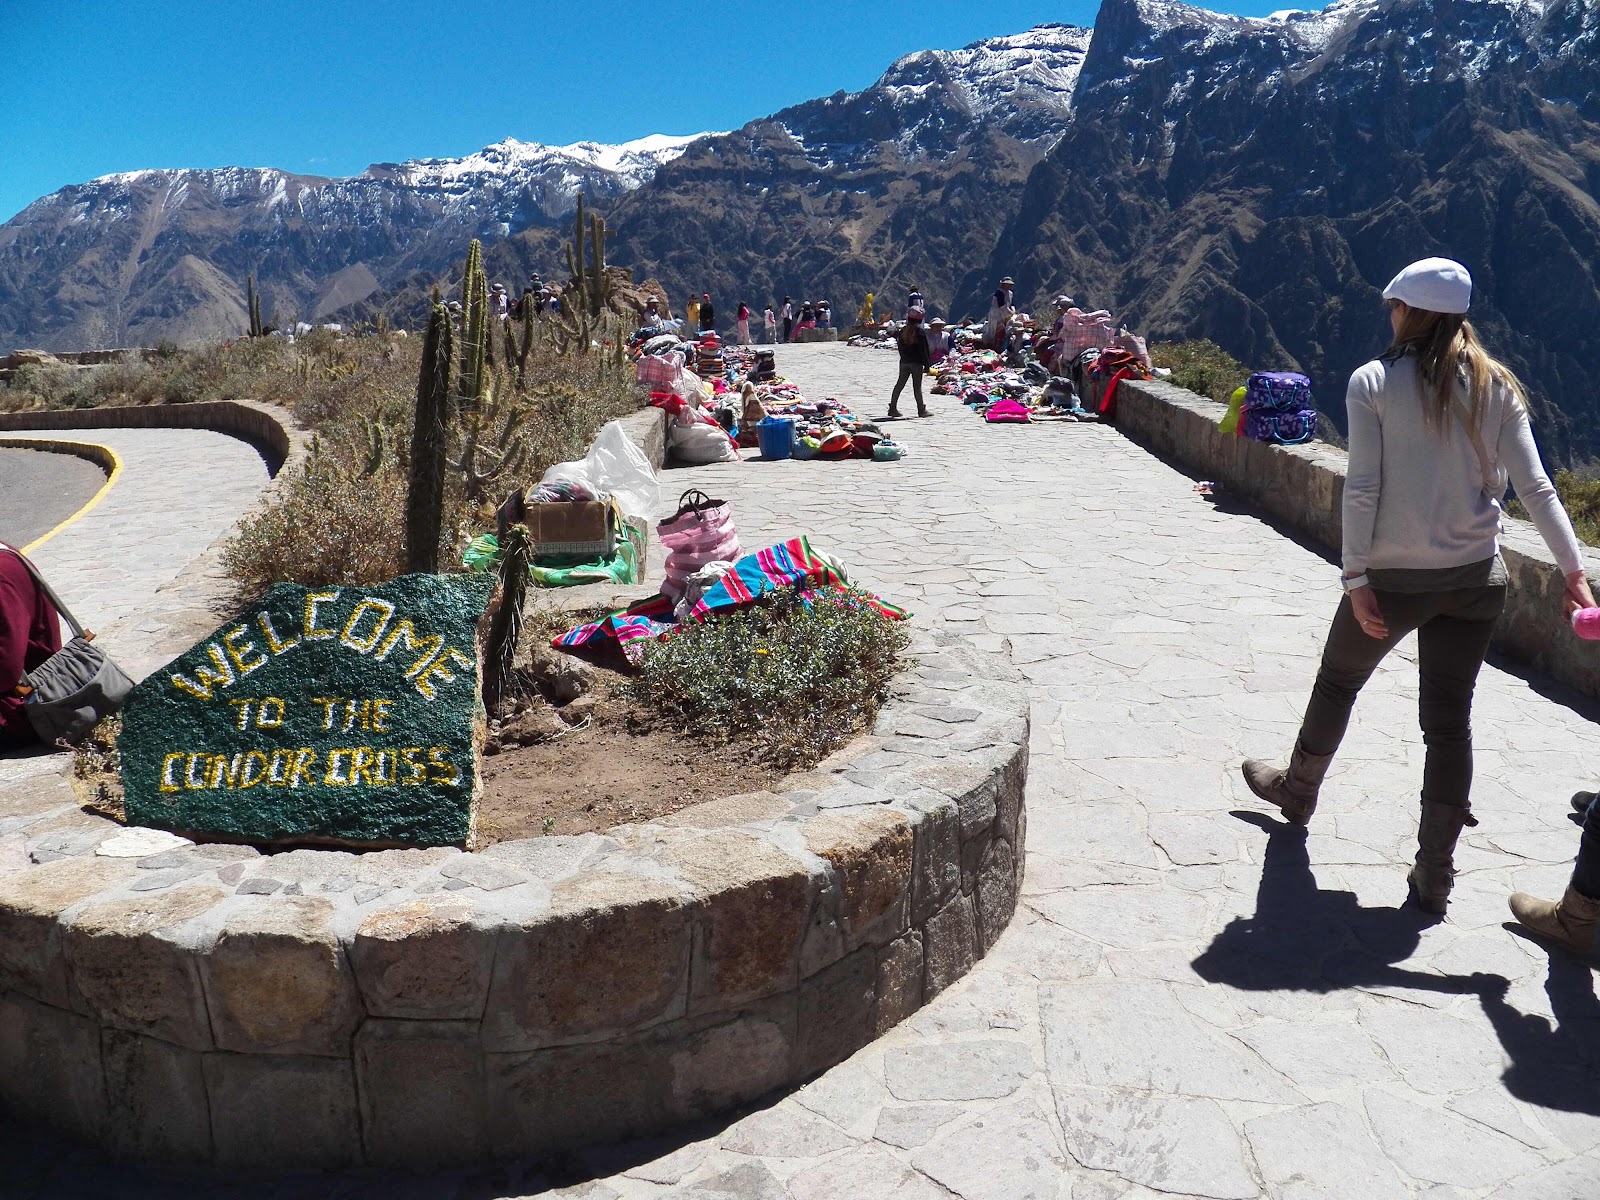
[1382,305,1526,433]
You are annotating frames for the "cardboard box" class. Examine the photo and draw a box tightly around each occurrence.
[526,500,615,560]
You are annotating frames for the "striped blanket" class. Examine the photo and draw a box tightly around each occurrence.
[552,536,906,663]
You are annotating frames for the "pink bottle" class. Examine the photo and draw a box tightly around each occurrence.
[1571,608,1600,640]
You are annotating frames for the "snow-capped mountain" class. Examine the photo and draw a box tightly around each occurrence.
[4,0,1600,459]
[0,133,708,347]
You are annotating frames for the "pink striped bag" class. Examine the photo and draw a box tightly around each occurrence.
[657,489,740,600]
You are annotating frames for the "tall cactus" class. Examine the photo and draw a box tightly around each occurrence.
[554,196,613,354]
[405,289,454,574]
[482,523,531,712]
[458,239,490,405]
[246,275,264,337]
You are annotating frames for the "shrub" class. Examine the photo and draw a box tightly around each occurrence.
[1150,339,1252,403]
[1506,469,1600,547]
[628,589,911,770]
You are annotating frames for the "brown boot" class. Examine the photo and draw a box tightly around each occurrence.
[1241,743,1333,826]
[1407,798,1477,914]
[1509,886,1600,955]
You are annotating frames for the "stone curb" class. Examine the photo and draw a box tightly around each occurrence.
[0,436,120,479]
[0,631,1028,1170]
[1116,378,1600,700]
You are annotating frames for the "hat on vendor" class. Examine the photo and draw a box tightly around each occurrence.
[928,317,947,328]
[1000,276,1015,285]
[1055,294,1074,308]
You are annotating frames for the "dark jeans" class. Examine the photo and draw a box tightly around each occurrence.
[1298,584,1506,810]
[891,364,925,411]
[1575,796,1600,899]
[782,318,793,342]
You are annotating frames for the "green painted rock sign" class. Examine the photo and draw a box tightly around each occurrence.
[120,574,493,848]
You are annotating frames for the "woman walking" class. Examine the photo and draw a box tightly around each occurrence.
[888,308,931,420]
[1241,257,1593,914]
[736,301,751,346]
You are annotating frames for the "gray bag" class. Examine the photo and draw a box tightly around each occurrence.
[5,547,134,746]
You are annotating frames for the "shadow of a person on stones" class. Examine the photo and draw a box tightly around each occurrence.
[1474,936,1600,1116]
[1191,811,1480,998]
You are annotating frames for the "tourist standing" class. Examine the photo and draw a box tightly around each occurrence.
[780,297,794,343]
[687,296,700,332]
[764,305,777,343]
[888,307,932,420]
[699,293,716,334]
[736,301,751,345]
[1240,257,1593,915]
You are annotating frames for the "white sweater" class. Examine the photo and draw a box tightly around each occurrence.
[1342,354,1584,578]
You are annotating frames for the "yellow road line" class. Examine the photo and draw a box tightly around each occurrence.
[0,437,125,553]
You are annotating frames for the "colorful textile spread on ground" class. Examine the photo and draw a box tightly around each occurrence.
[553,537,907,663]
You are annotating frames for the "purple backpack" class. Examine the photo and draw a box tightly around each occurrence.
[1241,371,1317,445]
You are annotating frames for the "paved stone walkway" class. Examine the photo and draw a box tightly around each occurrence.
[7,346,1600,1197]
[0,428,271,682]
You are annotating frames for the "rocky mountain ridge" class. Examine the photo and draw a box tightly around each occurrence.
[5,1,1600,456]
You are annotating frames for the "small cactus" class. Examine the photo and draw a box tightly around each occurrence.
[482,523,531,712]
[452,390,528,503]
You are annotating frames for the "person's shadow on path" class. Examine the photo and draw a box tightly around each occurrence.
[1192,811,1471,997]
[1194,811,1600,1116]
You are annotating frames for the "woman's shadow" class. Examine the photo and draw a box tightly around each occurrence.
[1194,811,1600,1116]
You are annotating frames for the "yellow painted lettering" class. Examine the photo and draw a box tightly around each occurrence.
[222,752,245,789]
[427,747,458,786]
[413,649,474,700]
[304,590,342,641]
[222,626,267,676]
[288,749,318,788]
[169,644,236,700]
[351,747,377,786]
[375,619,443,676]
[160,753,184,793]
[312,697,340,730]
[228,698,253,730]
[184,753,209,789]
[239,751,270,789]
[400,747,426,785]
[373,749,397,786]
[340,598,395,653]
[266,749,292,787]
[206,755,228,789]
[257,697,285,728]
[324,748,353,786]
[258,610,300,655]
[371,699,393,732]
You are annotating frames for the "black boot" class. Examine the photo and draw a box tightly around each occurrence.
[1408,797,1477,914]
[1241,742,1334,825]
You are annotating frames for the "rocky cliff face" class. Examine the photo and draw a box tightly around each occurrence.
[989,0,1600,455]
[0,135,702,348]
[5,3,1599,455]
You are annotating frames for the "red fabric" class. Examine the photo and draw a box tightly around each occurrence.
[0,547,63,747]
[1098,367,1139,419]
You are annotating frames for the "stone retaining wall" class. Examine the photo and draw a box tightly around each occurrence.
[0,635,1028,1169]
[1115,378,1600,699]
[0,399,299,475]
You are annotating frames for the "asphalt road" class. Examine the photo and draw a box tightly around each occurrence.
[0,446,109,548]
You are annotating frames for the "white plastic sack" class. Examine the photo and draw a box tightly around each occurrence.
[539,420,660,521]
[669,421,739,465]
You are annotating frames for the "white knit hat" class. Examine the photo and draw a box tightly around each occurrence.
[1383,257,1472,314]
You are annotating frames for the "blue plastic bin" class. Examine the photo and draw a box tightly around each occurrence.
[756,416,796,460]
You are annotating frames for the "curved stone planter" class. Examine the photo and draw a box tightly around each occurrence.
[0,635,1028,1170]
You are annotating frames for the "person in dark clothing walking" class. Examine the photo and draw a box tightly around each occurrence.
[699,294,715,333]
[888,308,931,419]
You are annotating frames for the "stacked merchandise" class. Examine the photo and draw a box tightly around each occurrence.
[694,332,725,380]
[748,383,896,461]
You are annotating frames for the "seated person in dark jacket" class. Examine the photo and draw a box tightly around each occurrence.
[0,546,62,750]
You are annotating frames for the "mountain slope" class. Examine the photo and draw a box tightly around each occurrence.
[982,0,1600,456]
[0,135,704,348]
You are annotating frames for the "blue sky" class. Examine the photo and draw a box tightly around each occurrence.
[2,0,1289,222]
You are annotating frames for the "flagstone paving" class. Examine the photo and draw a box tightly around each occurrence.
[5,344,1600,1197]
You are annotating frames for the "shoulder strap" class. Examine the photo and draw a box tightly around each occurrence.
[1450,399,1499,500]
[1,545,86,638]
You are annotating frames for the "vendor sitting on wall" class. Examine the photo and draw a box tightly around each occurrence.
[0,544,62,751]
